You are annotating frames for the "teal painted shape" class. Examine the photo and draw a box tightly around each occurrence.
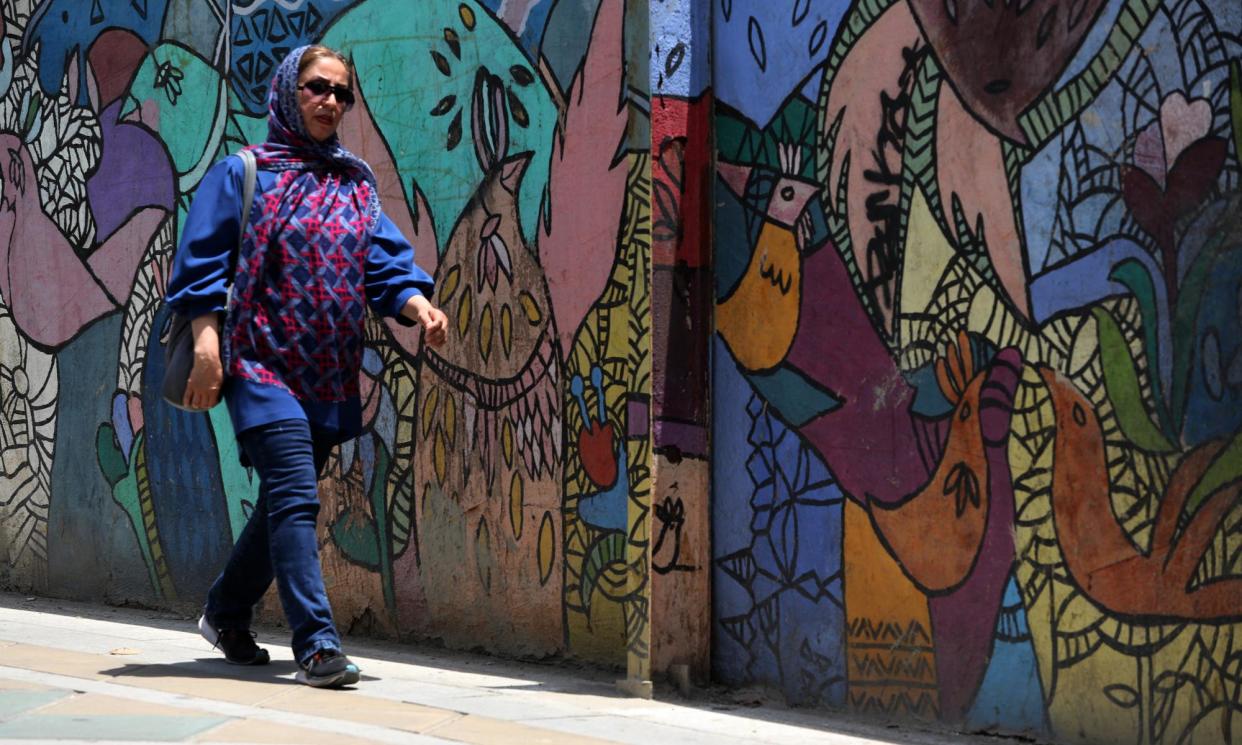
[0,690,69,718]
[0,714,229,741]
[745,363,841,427]
[905,364,954,418]
[964,577,1050,735]
[124,43,224,179]
[323,0,555,251]
[208,404,260,544]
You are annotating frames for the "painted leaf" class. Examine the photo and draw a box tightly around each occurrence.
[1092,307,1176,453]
[444,27,462,59]
[431,94,456,116]
[500,303,513,358]
[1172,231,1229,432]
[96,423,128,488]
[509,472,524,540]
[331,507,381,569]
[1103,684,1140,709]
[439,265,461,304]
[1181,431,1242,521]
[579,531,624,608]
[1109,258,1172,437]
[457,286,473,337]
[479,303,494,362]
[747,16,767,72]
[430,50,452,76]
[510,65,533,86]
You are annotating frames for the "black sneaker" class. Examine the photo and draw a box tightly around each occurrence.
[296,648,361,688]
[198,614,270,665]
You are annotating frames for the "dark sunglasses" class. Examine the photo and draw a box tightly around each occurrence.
[297,78,355,109]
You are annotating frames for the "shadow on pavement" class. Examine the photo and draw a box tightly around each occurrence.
[99,658,302,683]
[3,593,1025,744]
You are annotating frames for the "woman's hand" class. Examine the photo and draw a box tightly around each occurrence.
[403,294,449,348]
[183,315,224,410]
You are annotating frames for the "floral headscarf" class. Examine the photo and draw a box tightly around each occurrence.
[245,45,381,230]
[223,46,383,403]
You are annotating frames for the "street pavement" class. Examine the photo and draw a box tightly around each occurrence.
[0,592,1020,744]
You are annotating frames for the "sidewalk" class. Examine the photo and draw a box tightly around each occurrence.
[0,592,1008,744]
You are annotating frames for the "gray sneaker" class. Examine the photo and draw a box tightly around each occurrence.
[296,648,361,688]
[198,614,270,666]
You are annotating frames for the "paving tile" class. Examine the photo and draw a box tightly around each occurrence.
[194,718,384,744]
[0,713,229,741]
[426,714,622,745]
[1,643,115,680]
[38,692,215,718]
[0,679,51,691]
[103,662,299,706]
[0,689,70,718]
[260,686,461,733]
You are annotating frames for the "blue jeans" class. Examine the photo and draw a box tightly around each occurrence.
[205,418,340,664]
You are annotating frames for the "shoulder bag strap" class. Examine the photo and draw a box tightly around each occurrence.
[225,149,257,312]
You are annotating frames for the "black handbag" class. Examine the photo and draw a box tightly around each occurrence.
[161,149,257,411]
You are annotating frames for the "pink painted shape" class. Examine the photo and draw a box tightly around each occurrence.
[1133,120,1166,188]
[0,135,116,347]
[86,207,168,303]
[127,394,144,436]
[340,68,440,357]
[1159,91,1212,171]
[716,161,752,200]
[936,84,1030,318]
[820,2,922,331]
[538,0,629,353]
[765,177,818,230]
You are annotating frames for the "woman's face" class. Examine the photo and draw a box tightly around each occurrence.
[297,57,351,143]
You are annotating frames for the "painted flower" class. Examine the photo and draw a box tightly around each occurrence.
[1122,91,1226,301]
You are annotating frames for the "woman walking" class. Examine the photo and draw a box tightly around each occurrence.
[165,45,447,688]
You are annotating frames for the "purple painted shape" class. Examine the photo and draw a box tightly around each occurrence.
[929,349,1022,719]
[111,392,134,462]
[785,243,926,505]
[628,396,650,439]
[87,100,175,243]
[654,419,707,458]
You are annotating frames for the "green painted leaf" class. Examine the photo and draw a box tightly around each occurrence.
[1093,307,1176,453]
[369,438,396,613]
[106,432,162,597]
[1171,232,1227,434]
[579,531,626,613]
[1109,259,1173,437]
[330,508,381,569]
[1181,431,1242,524]
[95,424,128,488]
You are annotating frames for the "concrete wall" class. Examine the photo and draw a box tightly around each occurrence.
[0,0,678,676]
[711,1,1242,743]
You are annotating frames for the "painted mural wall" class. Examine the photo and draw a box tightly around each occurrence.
[0,0,665,673]
[711,1,1242,744]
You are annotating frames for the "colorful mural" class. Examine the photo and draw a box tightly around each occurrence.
[3,0,1242,742]
[0,0,656,677]
[712,1,1242,744]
